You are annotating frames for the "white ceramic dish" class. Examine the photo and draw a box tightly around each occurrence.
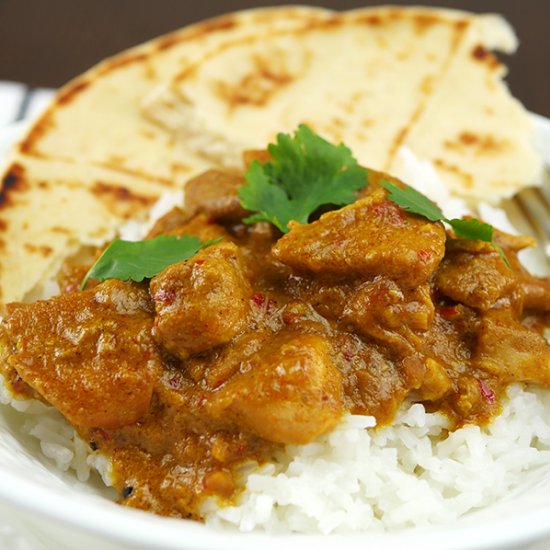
[0,118,550,550]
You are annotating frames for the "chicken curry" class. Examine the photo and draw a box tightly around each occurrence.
[1,158,550,520]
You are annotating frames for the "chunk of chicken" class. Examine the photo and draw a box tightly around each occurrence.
[1,281,161,428]
[272,188,446,286]
[417,358,452,401]
[150,242,251,359]
[521,276,550,311]
[474,309,550,386]
[435,239,517,311]
[155,212,231,243]
[205,331,343,444]
[184,169,247,223]
[342,278,434,353]
[147,207,191,239]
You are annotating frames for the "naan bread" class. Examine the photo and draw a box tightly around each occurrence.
[0,6,542,307]
[12,7,328,183]
[0,156,162,306]
[142,6,541,201]
[0,7,331,306]
[397,14,540,200]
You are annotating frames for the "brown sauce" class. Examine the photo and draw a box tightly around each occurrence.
[1,167,550,519]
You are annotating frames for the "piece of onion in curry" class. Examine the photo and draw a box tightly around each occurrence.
[1,166,550,520]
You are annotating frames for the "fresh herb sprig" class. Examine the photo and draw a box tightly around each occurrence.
[80,235,220,290]
[238,124,368,233]
[379,180,508,264]
[82,127,508,290]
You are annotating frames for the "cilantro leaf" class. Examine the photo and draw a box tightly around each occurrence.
[239,124,368,232]
[239,161,294,231]
[81,235,221,290]
[447,217,493,242]
[380,180,444,222]
[379,179,509,264]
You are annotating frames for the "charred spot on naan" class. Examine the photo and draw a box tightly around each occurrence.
[213,50,302,112]
[471,44,502,69]
[154,15,238,52]
[19,116,57,156]
[444,132,511,155]
[0,163,28,208]
[433,158,475,189]
[56,79,91,106]
[23,243,54,258]
[91,182,156,219]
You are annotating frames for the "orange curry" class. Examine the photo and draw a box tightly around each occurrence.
[1,165,550,519]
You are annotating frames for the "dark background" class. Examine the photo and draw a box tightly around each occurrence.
[0,0,548,116]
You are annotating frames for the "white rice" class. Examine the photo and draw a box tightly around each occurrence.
[2,372,550,534]
[1,149,550,533]
[0,374,110,484]
[204,386,550,534]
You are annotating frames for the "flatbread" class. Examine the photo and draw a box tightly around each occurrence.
[396,15,539,200]
[0,5,542,307]
[142,6,541,200]
[0,7,331,306]
[13,7,329,183]
[143,8,458,172]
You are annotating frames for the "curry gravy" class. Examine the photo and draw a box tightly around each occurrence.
[2,169,550,519]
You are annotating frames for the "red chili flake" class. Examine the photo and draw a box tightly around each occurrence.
[251,293,276,313]
[417,249,432,263]
[197,394,207,408]
[194,259,206,266]
[167,375,181,390]
[343,349,353,361]
[251,293,266,307]
[282,311,297,325]
[236,444,246,454]
[478,379,496,404]
[211,378,225,390]
[440,306,460,319]
[153,288,176,305]
[372,200,406,226]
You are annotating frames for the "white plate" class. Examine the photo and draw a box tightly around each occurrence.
[1,119,550,550]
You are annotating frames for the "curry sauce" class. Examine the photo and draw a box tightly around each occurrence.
[1,168,550,519]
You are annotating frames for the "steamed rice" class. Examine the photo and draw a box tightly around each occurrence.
[1,149,549,534]
[0,374,112,486]
[204,386,550,533]
[2,373,549,534]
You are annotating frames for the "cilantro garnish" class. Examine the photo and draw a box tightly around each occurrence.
[378,180,444,222]
[379,180,509,264]
[238,124,368,232]
[80,235,221,290]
